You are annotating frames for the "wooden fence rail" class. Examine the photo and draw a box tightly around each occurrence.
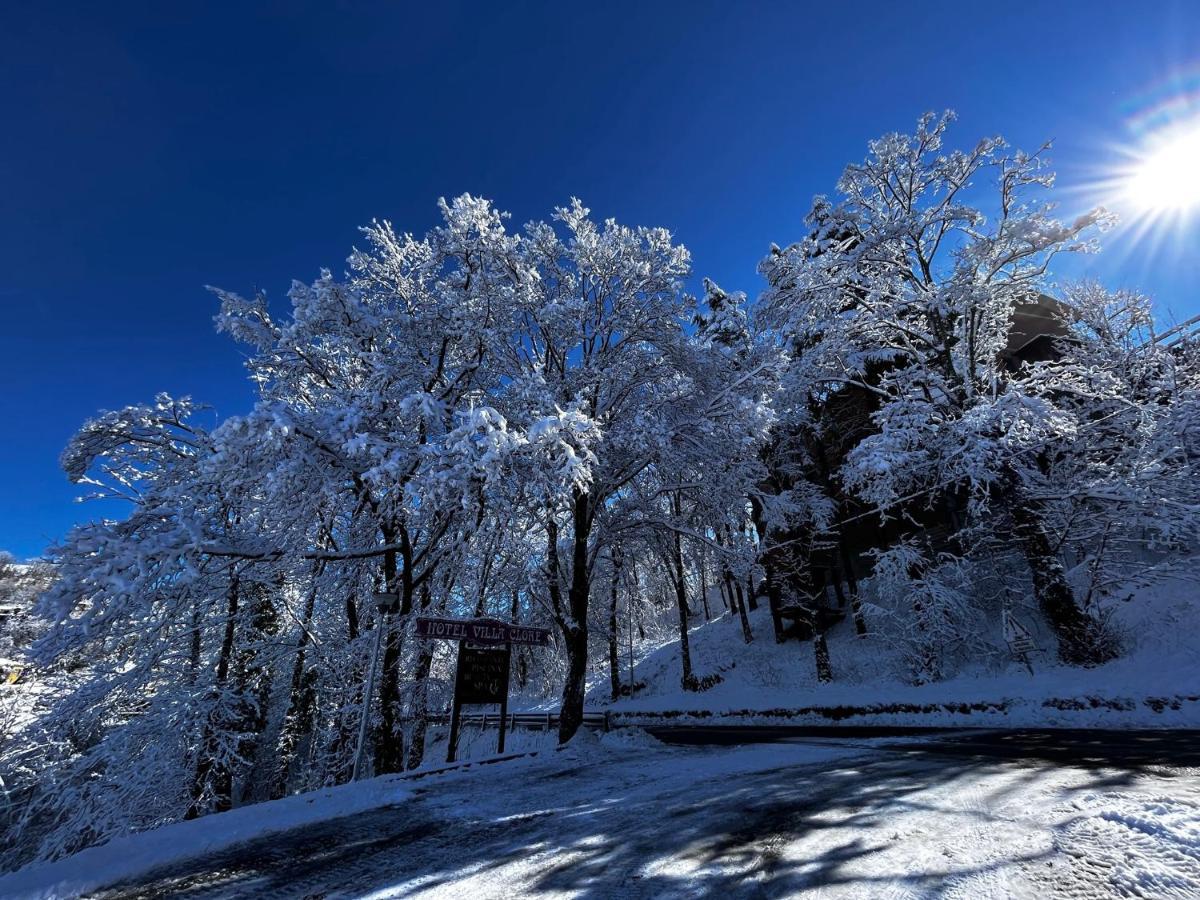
[427,710,611,732]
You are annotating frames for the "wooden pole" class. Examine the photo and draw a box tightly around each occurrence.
[627,586,635,697]
[350,614,387,781]
[497,642,511,754]
[446,644,464,763]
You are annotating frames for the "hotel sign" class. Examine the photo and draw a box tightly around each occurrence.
[415,616,552,647]
[416,616,553,761]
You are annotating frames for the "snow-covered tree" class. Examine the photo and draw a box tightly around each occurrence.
[12,117,1198,871]
[760,112,1121,666]
[495,200,739,741]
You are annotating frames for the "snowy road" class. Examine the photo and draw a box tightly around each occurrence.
[88,730,1200,900]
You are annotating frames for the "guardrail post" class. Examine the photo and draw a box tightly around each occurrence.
[604,710,611,733]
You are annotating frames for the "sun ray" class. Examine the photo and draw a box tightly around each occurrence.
[1062,64,1200,291]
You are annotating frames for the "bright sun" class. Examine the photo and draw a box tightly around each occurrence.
[1126,125,1200,214]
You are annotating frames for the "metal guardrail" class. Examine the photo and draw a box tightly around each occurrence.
[1154,312,1200,349]
[428,710,611,732]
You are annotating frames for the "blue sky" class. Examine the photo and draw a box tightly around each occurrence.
[3,1,1200,559]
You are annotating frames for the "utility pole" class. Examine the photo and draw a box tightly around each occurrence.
[351,591,399,782]
[627,586,634,698]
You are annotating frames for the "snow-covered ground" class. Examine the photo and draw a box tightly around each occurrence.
[5,571,1196,897]
[0,768,416,899]
[3,728,1198,899]
[586,572,1200,728]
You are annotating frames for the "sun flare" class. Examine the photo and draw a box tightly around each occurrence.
[1125,124,1200,214]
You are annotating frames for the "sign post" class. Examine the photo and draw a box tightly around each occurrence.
[1003,607,1038,676]
[416,617,551,762]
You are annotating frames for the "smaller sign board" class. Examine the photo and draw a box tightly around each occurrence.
[456,643,511,705]
[416,616,552,647]
[1003,609,1038,655]
[372,591,400,613]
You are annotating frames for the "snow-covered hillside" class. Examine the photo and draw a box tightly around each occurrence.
[590,571,1200,728]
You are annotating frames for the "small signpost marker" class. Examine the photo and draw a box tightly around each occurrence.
[1003,607,1038,676]
[416,617,551,762]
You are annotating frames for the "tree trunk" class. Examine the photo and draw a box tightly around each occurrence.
[764,562,784,643]
[718,544,753,643]
[559,623,589,743]
[607,548,622,701]
[1010,494,1112,666]
[269,566,322,799]
[838,540,868,636]
[345,587,359,643]
[186,570,240,819]
[717,575,731,613]
[236,580,280,804]
[319,582,366,783]
[374,526,408,775]
[830,568,848,609]
[735,572,754,643]
[670,532,696,690]
[405,643,435,770]
[757,525,786,642]
[405,584,436,771]
[188,600,202,683]
[813,625,833,683]
[744,561,759,610]
[717,531,751,643]
[807,573,833,683]
[725,566,741,616]
[557,490,592,744]
[373,613,404,774]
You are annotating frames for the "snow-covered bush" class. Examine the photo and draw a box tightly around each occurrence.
[861,544,993,684]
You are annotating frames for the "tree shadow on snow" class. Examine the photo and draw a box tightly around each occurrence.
[93,730,1195,900]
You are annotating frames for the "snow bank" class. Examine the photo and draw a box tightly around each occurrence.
[1054,792,1200,897]
[593,571,1200,728]
[0,775,414,899]
[416,722,560,769]
[0,726,658,898]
